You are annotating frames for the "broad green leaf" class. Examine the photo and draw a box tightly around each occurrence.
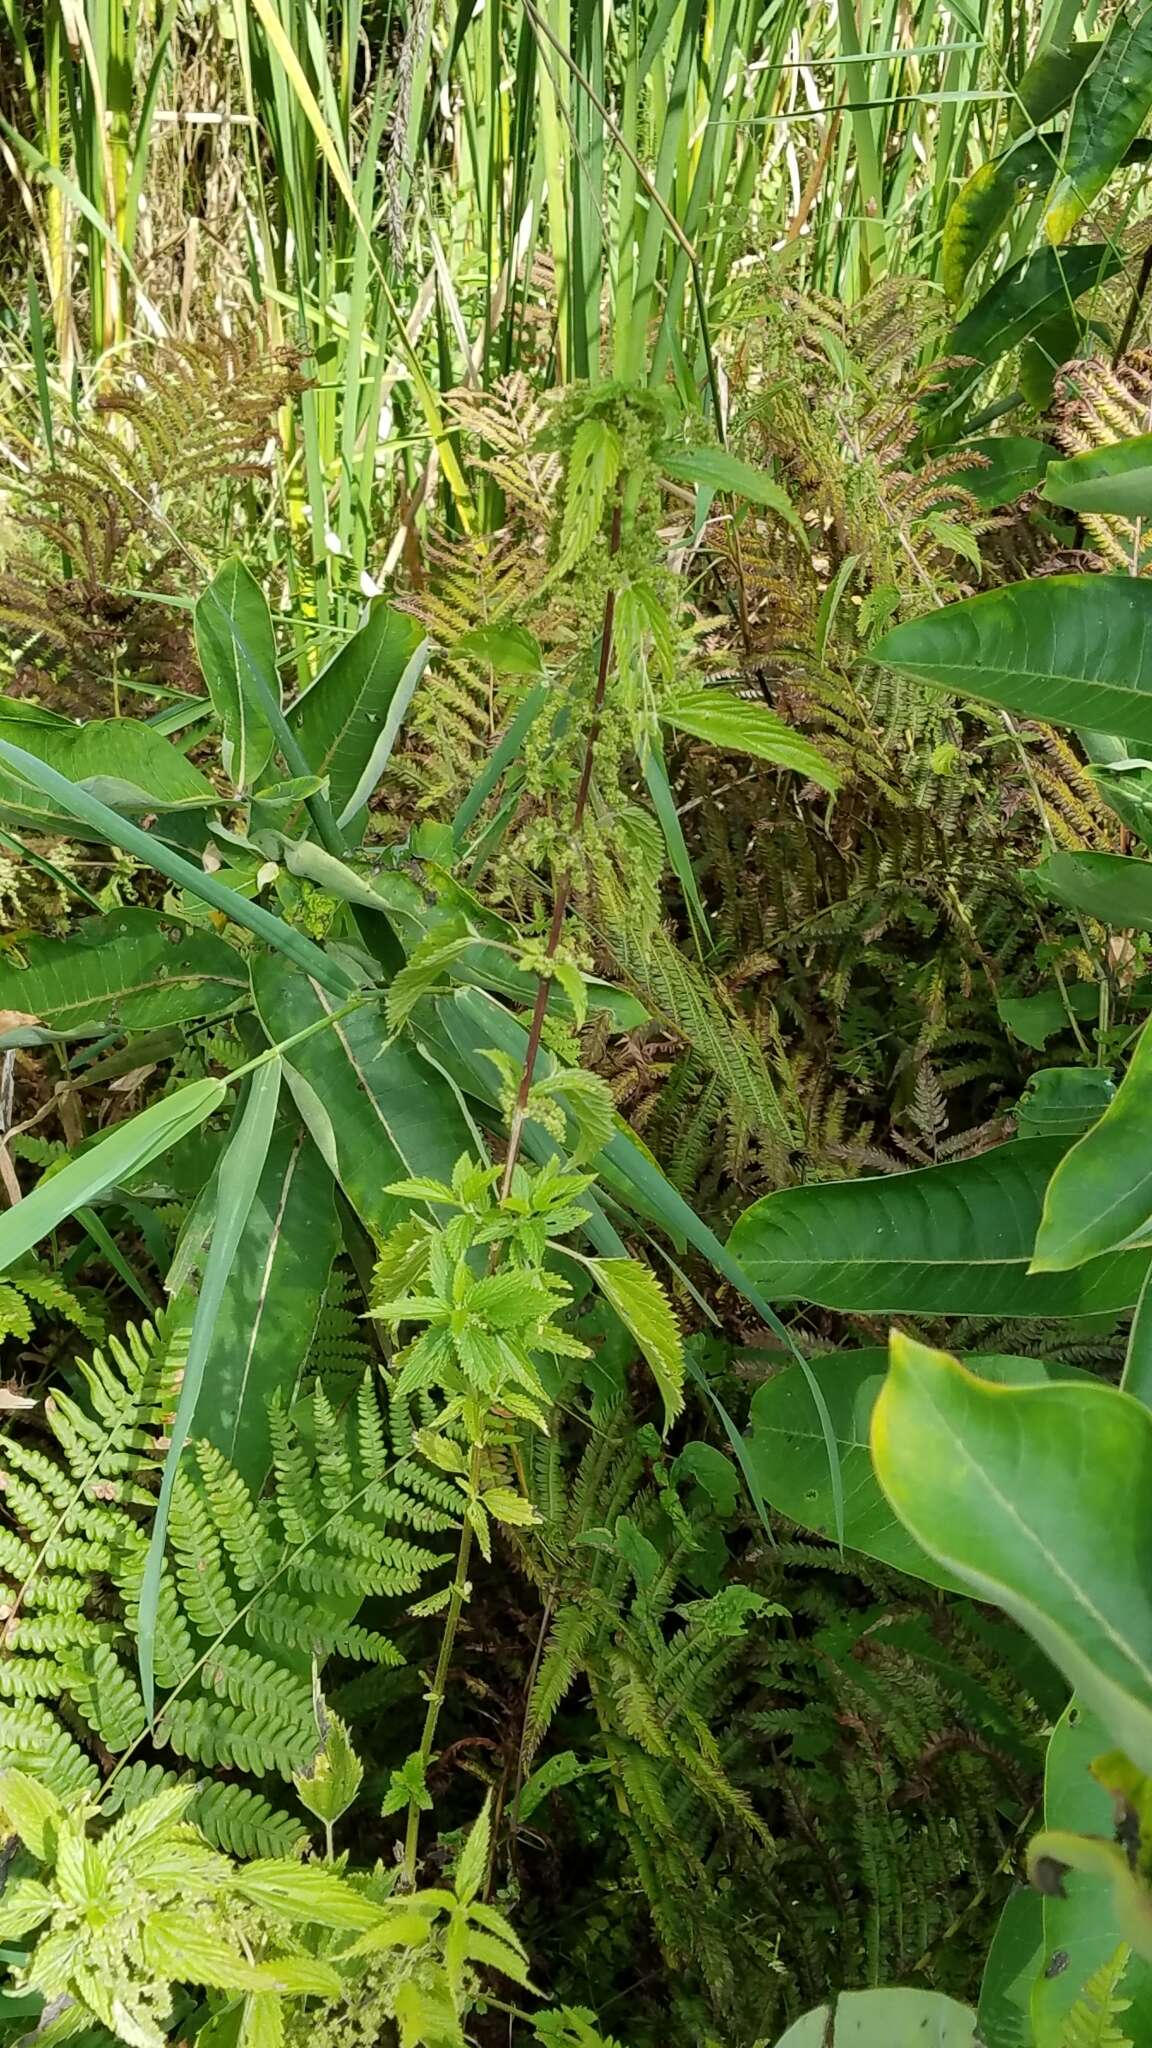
[1015,1065,1115,1140]
[0,1076,226,1272]
[288,603,426,840]
[660,688,840,793]
[194,559,279,793]
[1031,1699,1152,2045]
[1083,729,1152,844]
[1037,849,1152,929]
[874,575,1152,745]
[1018,305,1083,412]
[196,1118,340,1487]
[660,446,805,538]
[0,702,215,829]
[727,1139,1149,1315]
[138,1060,282,1715]
[0,909,245,1037]
[586,1257,685,1429]
[1033,1015,1152,1268]
[1008,40,1099,136]
[745,1349,1080,1593]
[773,1989,978,2048]
[453,623,543,676]
[924,246,1121,424]
[871,1334,1152,1777]
[977,1888,1043,2048]
[1045,432,1152,517]
[0,733,359,997]
[997,981,1099,1049]
[942,138,1057,305]
[252,958,473,1238]
[960,435,1053,507]
[1046,10,1152,241]
[1029,1833,1152,1958]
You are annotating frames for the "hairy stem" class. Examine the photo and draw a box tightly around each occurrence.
[403,1441,483,1882]
[499,500,624,1199]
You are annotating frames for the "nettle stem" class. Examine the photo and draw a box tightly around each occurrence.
[500,500,624,1199]
[404,499,624,1880]
[404,1441,484,1883]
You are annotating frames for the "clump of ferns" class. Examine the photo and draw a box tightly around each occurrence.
[0,337,302,713]
[721,271,989,611]
[1051,348,1152,574]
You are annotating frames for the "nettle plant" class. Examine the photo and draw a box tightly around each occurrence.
[0,386,829,2047]
[734,429,1152,2045]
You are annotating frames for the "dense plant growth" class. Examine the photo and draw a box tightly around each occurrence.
[9,1,1152,2044]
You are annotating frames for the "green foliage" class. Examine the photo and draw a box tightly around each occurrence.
[0,1311,448,1838]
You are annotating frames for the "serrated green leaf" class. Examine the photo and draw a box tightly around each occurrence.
[454,1794,492,1906]
[660,687,840,792]
[586,1257,684,1428]
[660,446,805,538]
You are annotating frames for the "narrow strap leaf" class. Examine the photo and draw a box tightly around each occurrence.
[137,1061,282,1717]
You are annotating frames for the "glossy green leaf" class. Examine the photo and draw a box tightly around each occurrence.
[660,688,840,792]
[746,1348,1080,1593]
[252,958,473,1238]
[1046,9,1152,241]
[774,1989,978,2048]
[660,446,805,536]
[871,1334,1152,1776]
[1031,1698,1152,2045]
[194,559,279,793]
[1033,1015,1152,1268]
[728,1139,1149,1315]
[942,139,1056,305]
[925,245,1120,424]
[0,1076,226,1272]
[453,623,544,675]
[195,1119,341,1487]
[960,435,1053,507]
[287,603,424,839]
[138,1061,282,1716]
[0,733,359,997]
[586,1257,685,1429]
[0,701,216,829]
[1036,849,1152,929]
[874,575,1152,745]
[1045,432,1152,517]
[1015,1065,1115,1140]
[0,910,245,1037]
[1010,40,1100,134]
[977,1887,1042,2048]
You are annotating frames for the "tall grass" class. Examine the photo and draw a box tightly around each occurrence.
[0,0,1126,590]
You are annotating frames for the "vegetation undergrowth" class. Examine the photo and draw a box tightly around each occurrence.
[7,2,1152,2045]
